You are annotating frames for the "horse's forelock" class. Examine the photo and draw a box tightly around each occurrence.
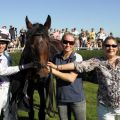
[26,23,48,38]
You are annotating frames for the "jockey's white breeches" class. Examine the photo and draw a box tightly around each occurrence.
[0,81,10,115]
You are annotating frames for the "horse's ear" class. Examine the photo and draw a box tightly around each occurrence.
[25,16,33,29]
[44,15,51,30]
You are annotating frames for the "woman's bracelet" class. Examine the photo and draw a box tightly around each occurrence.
[60,65,62,70]
[56,65,62,70]
[56,65,59,70]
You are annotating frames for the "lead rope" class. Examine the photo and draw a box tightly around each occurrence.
[45,74,58,119]
[46,44,58,118]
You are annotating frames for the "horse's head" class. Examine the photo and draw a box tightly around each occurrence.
[25,15,51,78]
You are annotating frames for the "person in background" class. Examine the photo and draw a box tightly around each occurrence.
[9,26,15,41]
[78,28,84,47]
[89,28,96,48]
[96,27,107,48]
[109,32,113,37]
[80,31,88,47]
[48,33,86,120]
[19,28,26,48]
[0,29,34,120]
[48,36,120,120]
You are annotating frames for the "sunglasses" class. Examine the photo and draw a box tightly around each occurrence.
[62,39,75,45]
[105,44,118,48]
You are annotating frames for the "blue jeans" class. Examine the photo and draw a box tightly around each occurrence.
[97,103,120,120]
[58,100,86,120]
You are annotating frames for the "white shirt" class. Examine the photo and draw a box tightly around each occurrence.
[0,65,20,76]
[0,52,19,76]
[75,52,83,62]
[97,32,107,41]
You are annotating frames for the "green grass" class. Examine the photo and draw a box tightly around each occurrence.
[84,81,98,120]
[10,51,22,65]
[17,81,98,120]
[77,49,104,60]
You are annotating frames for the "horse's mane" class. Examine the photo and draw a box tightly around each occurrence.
[50,38,63,51]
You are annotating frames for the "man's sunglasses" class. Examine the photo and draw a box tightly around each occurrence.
[62,39,75,45]
[105,44,118,48]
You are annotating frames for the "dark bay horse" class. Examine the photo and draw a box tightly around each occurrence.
[10,15,63,120]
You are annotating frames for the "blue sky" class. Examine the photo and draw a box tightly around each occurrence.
[0,0,120,37]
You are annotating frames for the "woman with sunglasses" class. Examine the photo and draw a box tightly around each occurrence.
[48,36,120,120]
[49,33,86,120]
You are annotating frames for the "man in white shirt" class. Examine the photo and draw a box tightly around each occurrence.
[96,28,107,48]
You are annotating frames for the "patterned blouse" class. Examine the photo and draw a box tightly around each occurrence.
[74,57,120,109]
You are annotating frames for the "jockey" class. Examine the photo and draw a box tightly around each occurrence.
[0,28,12,120]
[0,29,33,120]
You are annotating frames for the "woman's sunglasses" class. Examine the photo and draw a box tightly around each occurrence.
[62,39,75,45]
[105,44,118,48]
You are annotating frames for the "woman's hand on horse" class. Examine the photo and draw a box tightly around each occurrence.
[47,62,57,69]
[47,66,51,73]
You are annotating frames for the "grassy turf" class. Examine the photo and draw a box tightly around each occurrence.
[17,81,98,120]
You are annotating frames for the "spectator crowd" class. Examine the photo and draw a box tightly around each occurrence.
[0,25,114,52]
[49,27,114,50]
[0,25,26,52]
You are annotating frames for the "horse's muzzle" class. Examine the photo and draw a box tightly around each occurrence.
[36,67,49,79]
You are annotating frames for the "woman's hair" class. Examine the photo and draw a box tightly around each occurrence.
[103,36,118,46]
[61,32,75,42]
